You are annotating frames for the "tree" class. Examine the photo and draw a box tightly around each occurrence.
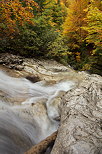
[63,0,89,50]
[83,1,102,54]
[0,0,38,38]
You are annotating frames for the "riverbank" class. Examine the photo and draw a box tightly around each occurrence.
[0,53,77,153]
[0,53,102,154]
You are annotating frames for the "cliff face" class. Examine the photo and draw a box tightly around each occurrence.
[51,73,102,154]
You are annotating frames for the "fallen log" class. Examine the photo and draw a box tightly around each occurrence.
[25,131,57,154]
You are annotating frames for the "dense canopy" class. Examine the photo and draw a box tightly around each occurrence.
[0,0,102,75]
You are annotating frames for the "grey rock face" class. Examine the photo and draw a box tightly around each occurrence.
[51,74,102,154]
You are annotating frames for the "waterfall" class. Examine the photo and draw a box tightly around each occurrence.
[0,70,75,154]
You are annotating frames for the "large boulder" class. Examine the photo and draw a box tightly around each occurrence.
[51,73,102,154]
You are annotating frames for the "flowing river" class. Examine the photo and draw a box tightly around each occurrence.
[0,70,75,154]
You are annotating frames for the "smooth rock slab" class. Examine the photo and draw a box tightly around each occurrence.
[51,73,102,154]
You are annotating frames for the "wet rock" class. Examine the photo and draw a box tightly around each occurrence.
[25,75,40,83]
[0,53,102,154]
[0,53,24,71]
[0,54,85,109]
[15,65,24,71]
[0,53,78,83]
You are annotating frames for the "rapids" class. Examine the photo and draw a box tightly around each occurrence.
[0,70,75,154]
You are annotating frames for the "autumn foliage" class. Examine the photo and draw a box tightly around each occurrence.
[83,2,102,53]
[0,0,102,75]
[63,0,89,49]
[0,0,38,37]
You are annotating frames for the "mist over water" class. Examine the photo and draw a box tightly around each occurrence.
[0,70,75,154]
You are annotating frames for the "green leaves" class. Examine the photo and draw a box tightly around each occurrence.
[82,3,102,54]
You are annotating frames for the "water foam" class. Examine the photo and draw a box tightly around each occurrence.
[0,70,75,153]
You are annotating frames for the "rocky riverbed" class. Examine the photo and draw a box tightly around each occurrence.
[0,53,102,154]
[0,53,76,153]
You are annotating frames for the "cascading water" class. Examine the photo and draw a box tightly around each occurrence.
[0,70,75,154]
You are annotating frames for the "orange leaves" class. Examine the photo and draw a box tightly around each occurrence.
[0,0,38,38]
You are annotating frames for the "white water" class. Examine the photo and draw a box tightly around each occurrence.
[0,70,75,154]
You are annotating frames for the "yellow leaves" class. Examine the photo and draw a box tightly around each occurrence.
[82,3,102,50]
[61,51,72,56]
[75,52,81,62]
[63,0,88,35]
[62,0,90,50]
[82,63,91,70]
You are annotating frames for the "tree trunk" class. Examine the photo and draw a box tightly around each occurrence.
[25,131,57,154]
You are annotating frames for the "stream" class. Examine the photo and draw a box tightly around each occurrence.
[0,70,75,154]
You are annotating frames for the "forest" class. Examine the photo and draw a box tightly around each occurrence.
[0,0,102,75]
